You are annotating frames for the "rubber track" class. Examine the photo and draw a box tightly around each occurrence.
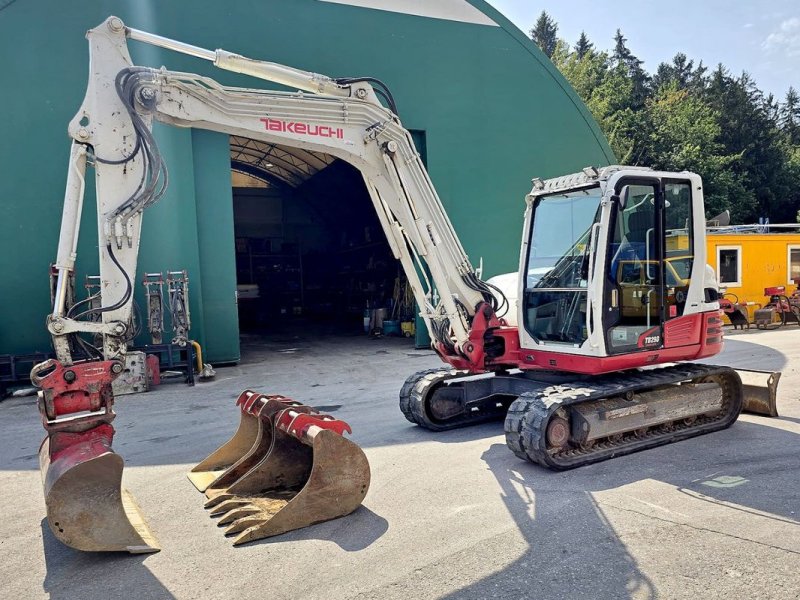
[504,363,743,470]
[399,368,501,431]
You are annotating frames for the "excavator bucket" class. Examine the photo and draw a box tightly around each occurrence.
[735,369,781,417]
[188,391,307,493]
[197,402,370,546]
[39,426,159,553]
[33,358,159,554]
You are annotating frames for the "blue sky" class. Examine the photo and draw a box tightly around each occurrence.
[487,0,798,100]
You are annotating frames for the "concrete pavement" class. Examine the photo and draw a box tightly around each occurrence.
[1,328,798,599]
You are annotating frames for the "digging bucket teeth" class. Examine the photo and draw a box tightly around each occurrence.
[197,398,370,546]
[735,369,781,417]
[33,359,159,553]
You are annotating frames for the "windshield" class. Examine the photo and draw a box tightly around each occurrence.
[523,187,602,345]
[528,188,603,289]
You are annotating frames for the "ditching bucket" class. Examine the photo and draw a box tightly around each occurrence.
[736,369,781,417]
[33,359,159,553]
[40,426,159,553]
[191,397,370,546]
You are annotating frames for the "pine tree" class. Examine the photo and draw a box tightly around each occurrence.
[652,54,707,92]
[783,87,800,144]
[574,31,593,59]
[529,11,558,58]
[612,29,633,66]
[611,29,649,108]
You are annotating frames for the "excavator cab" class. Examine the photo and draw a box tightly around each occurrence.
[521,170,716,364]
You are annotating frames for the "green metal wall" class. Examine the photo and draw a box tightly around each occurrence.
[0,0,614,362]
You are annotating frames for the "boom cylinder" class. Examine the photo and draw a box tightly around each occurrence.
[125,24,349,97]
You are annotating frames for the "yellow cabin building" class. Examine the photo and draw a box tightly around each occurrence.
[705,229,800,323]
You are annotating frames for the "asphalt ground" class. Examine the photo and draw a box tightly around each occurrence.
[1,327,798,599]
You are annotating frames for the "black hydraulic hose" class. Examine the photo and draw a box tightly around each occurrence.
[335,76,398,115]
[66,292,100,319]
[94,68,169,220]
[70,244,132,321]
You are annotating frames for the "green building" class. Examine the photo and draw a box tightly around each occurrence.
[0,0,613,363]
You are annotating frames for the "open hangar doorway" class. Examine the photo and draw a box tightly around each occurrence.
[229,136,419,343]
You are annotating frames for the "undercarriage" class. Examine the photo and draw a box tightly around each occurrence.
[400,364,775,469]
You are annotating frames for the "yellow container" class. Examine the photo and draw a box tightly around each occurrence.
[401,321,415,338]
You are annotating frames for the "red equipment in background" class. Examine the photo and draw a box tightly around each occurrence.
[754,285,800,329]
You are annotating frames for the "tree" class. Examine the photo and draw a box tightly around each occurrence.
[574,31,593,59]
[529,11,558,58]
[651,53,706,92]
[544,14,800,224]
[612,29,636,67]
[645,83,752,219]
[705,67,794,221]
[782,87,800,144]
[611,29,649,108]
[584,68,649,164]
[556,48,610,102]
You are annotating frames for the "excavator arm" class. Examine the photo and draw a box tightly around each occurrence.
[49,16,511,373]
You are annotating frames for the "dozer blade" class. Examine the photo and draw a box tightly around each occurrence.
[205,407,370,546]
[736,369,781,417]
[40,425,159,553]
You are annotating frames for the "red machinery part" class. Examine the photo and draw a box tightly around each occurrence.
[32,357,159,553]
[32,359,123,431]
[145,354,160,387]
[275,409,353,440]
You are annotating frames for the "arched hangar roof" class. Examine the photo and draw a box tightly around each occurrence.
[0,0,615,361]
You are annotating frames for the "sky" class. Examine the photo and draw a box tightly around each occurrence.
[487,0,799,100]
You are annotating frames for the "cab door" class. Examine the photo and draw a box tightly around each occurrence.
[603,179,666,354]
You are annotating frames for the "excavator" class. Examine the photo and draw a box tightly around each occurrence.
[33,16,780,554]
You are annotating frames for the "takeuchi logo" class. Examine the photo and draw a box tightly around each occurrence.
[260,117,344,139]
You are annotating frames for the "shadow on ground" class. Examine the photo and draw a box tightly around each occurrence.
[237,505,388,552]
[41,521,173,600]
[440,416,800,599]
[439,443,658,600]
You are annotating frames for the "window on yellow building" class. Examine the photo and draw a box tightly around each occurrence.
[788,245,800,284]
[717,246,741,287]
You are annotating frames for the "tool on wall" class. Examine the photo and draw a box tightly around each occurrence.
[142,273,165,345]
[144,270,215,381]
[167,270,190,346]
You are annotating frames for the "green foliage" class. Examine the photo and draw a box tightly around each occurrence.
[783,87,800,144]
[574,31,593,59]
[534,11,800,224]
[529,11,558,58]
